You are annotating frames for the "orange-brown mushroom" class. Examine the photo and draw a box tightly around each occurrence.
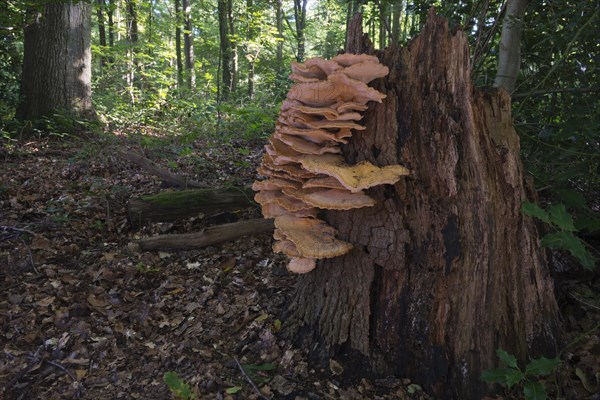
[274,215,353,259]
[253,54,409,274]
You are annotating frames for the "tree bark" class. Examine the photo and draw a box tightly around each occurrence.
[174,0,183,88]
[275,0,283,73]
[218,0,231,99]
[246,0,255,98]
[494,0,528,92]
[286,11,560,400]
[293,0,307,62]
[107,0,115,47]
[127,187,256,229]
[129,218,274,251]
[182,0,195,89]
[227,0,238,93]
[17,1,94,120]
[96,0,107,67]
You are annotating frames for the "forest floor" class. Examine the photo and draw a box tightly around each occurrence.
[0,131,598,400]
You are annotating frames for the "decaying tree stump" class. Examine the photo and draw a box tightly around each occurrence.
[286,11,560,399]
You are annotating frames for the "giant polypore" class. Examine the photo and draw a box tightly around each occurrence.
[253,54,409,273]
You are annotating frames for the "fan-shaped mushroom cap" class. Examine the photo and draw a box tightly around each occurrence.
[303,176,347,190]
[274,215,353,258]
[254,190,312,212]
[252,178,301,192]
[299,154,410,193]
[288,73,320,83]
[290,104,363,122]
[334,101,369,113]
[304,57,342,76]
[287,257,317,274]
[332,53,380,67]
[273,239,301,257]
[260,202,318,219]
[278,125,349,144]
[274,131,341,155]
[340,61,389,84]
[287,81,341,107]
[283,187,376,210]
[328,72,387,104]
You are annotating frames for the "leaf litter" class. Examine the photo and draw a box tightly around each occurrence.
[0,133,597,399]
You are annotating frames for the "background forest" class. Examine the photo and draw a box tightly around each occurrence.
[1,0,599,399]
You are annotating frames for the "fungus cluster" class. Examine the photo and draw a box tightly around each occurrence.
[253,54,409,273]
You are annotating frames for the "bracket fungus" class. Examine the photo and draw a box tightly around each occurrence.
[253,54,410,274]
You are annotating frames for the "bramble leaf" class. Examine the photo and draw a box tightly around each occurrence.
[524,381,547,400]
[521,202,551,224]
[525,357,561,377]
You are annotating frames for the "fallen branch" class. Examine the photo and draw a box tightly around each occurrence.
[127,187,256,229]
[118,150,207,189]
[129,218,274,252]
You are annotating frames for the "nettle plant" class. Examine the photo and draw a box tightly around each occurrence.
[482,349,561,400]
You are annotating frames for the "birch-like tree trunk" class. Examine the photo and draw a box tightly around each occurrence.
[218,0,231,99]
[494,0,528,92]
[293,0,307,62]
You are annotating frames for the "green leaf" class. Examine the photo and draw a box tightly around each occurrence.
[547,203,576,231]
[521,202,551,224]
[525,357,561,377]
[481,368,512,384]
[496,349,518,368]
[558,189,588,210]
[242,363,277,372]
[540,231,596,270]
[524,381,547,400]
[226,386,242,394]
[505,368,526,388]
[163,371,192,399]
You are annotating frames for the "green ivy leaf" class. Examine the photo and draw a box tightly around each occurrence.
[521,202,551,224]
[496,349,518,368]
[547,203,576,231]
[526,357,561,376]
[524,380,547,400]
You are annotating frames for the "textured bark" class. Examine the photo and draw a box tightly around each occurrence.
[275,0,283,71]
[130,218,274,251]
[494,0,528,92]
[127,187,256,229]
[174,0,183,88]
[293,0,307,62]
[17,1,93,119]
[227,0,238,92]
[218,0,231,99]
[183,0,195,89]
[107,0,114,47]
[286,11,560,399]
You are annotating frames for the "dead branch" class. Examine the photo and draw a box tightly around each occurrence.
[118,150,207,189]
[129,218,274,252]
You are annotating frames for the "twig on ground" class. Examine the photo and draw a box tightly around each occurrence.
[234,357,271,400]
[44,360,77,382]
[570,292,600,312]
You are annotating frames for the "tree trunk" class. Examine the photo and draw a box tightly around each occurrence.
[286,11,560,399]
[96,0,107,67]
[127,187,256,229]
[275,0,283,73]
[182,0,195,89]
[227,0,238,93]
[218,0,231,100]
[16,1,93,120]
[174,0,183,88]
[107,0,115,47]
[494,0,528,92]
[293,0,307,62]
[246,0,255,99]
[126,0,138,101]
[391,1,402,44]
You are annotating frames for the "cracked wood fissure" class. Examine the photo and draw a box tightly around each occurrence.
[286,11,560,399]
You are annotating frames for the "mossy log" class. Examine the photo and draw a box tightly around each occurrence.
[129,218,274,251]
[127,187,256,229]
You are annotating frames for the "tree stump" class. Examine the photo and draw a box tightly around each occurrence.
[286,11,560,399]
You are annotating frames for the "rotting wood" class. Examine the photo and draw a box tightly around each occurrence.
[127,187,256,229]
[118,150,207,189]
[286,10,560,400]
[129,218,274,251]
